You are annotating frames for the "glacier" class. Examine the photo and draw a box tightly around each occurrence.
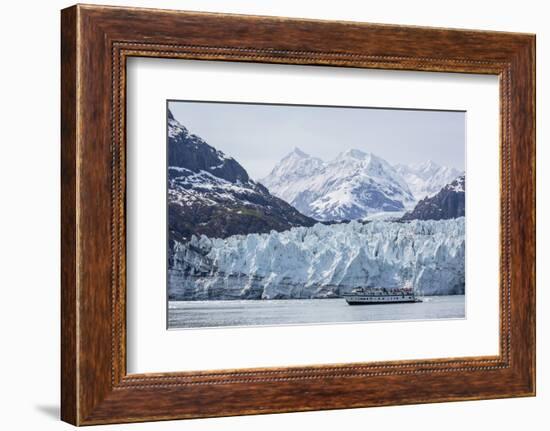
[168,217,465,300]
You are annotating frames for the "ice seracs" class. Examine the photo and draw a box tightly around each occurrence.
[169,217,465,300]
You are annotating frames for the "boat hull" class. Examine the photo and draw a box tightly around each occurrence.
[344,295,420,305]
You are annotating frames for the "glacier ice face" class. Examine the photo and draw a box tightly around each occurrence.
[168,218,465,300]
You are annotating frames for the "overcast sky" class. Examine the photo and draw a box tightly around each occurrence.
[168,100,465,180]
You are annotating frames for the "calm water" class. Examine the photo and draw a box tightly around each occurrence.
[168,295,465,329]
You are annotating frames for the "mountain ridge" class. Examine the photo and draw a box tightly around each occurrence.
[167,111,316,249]
[400,175,465,221]
[260,147,415,221]
[394,160,463,201]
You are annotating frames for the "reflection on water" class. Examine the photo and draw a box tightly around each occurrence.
[168,295,465,329]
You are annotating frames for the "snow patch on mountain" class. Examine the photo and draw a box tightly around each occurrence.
[169,218,465,300]
[169,169,262,207]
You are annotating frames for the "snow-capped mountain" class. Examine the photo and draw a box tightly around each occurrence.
[168,217,465,300]
[260,148,415,222]
[401,175,465,221]
[167,111,315,247]
[394,161,463,201]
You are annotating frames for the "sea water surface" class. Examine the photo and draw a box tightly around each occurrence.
[168,295,465,329]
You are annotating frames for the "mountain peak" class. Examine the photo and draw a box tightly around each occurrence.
[338,148,369,160]
[424,159,438,167]
[417,160,442,172]
[395,161,463,201]
[400,174,465,221]
[168,117,251,184]
[167,119,316,244]
[445,175,465,193]
[263,148,414,221]
[294,146,308,156]
[167,110,189,139]
[284,147,310,159]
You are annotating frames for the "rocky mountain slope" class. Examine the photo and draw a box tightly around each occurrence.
[260,148,415,221]
[168,218,465,300]
[400,175,465,221]
[167,110,316,249]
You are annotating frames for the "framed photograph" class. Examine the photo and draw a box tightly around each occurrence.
[61,4,535,425]
[165,100,467,330]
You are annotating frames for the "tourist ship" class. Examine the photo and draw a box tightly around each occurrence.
[343,287,421,305]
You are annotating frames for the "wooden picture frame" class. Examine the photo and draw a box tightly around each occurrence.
[61,4,535,425]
